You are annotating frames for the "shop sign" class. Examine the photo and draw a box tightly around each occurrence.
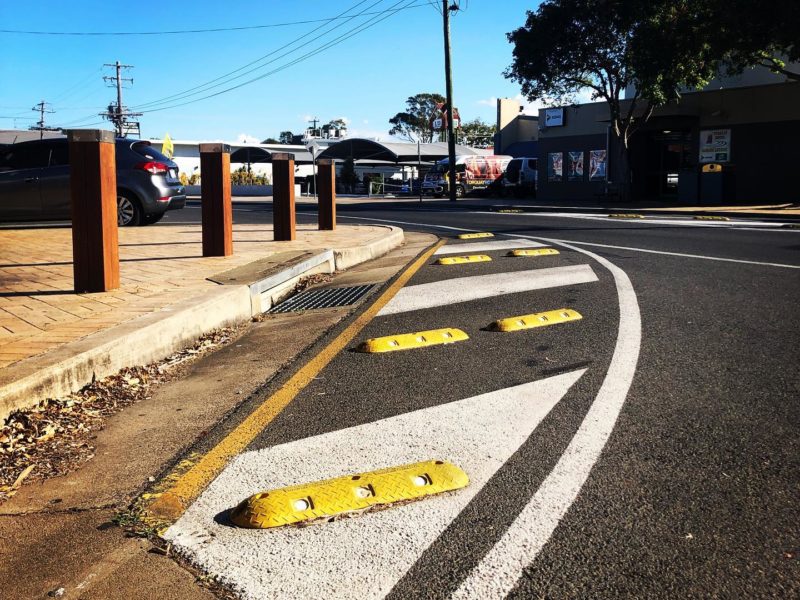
[699,129,731,163]
[544,108,564,127]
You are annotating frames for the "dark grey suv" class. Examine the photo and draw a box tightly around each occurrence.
[0,137,186,226]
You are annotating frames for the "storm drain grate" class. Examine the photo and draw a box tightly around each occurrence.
[269,284,377,313]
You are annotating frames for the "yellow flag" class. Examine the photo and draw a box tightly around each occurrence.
[161,133,174,159]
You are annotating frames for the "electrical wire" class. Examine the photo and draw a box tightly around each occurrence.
[0,6,424,36]
[138,0,418,115]
[130,0,426,111]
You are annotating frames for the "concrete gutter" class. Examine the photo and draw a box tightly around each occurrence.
[0,226,404,420]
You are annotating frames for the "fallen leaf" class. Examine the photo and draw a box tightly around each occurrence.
[12,465,35,489]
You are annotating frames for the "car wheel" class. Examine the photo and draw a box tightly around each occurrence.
[141,213,165,225]
[455,185,465,198]
[117,194,142,226]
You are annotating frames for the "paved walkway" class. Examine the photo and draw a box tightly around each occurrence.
[0,222,392,370]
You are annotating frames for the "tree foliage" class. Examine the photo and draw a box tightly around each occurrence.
[506,0,718,198]
[389,93,446,142]
[700,0,799,80]
[278,131,294,144]
[460,118,496,148]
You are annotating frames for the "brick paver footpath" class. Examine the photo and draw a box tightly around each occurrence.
[0,221,393,370]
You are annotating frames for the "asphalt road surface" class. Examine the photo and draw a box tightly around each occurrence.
[163,198,799,599]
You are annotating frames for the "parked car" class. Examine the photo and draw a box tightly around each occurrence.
[0,137,186,226]
[504,157,538,197]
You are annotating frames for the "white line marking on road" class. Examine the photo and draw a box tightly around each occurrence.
[472,210,794,230]
[336,215,800,269]
[544,238,800,269]
[452,238,641,598]
[165,370,586,600]
[377,265,598,316]
[434,239,545,255]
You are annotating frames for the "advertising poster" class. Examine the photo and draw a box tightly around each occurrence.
[699,129,731,163]
[547,152,563,182]
[589,150,607,181]
[568,151,584,181]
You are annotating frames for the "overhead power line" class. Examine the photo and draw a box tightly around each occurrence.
[0,4,427,36]
[137,0,418,115]
[130,0,425,111]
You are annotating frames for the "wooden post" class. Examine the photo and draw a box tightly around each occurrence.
[200,143,233,257]
[69,129,119,293]
[317,158,336,230]
[272,152,296,241]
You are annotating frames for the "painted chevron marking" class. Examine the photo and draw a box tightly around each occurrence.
[165,370,586,600]
[377,264,598,316]
[434,238,545,255]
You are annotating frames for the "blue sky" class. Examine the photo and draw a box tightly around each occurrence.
[1,1,542,142]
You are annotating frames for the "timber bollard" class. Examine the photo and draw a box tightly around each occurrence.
[199,143,233,257]
[68,129,120,293]
[272,152,296,241]
[317,158,336,230]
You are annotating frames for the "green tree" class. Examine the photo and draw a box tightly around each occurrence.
[339,156,358,193]
[389,93,446,143]
[693,0,799,81]
[506,0,714,200]
[279,131,294,144]
[460,118,496,148]
[261,137,279,144]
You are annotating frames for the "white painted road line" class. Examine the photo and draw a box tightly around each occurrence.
[165,370,586,600]
[544,238,800,270]
[377,265,598,316]
[336,215,800,269]
[434,238,545,255]
[472,210,794,229]
[453,238,641,599]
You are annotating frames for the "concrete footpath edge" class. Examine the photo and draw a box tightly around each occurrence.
[0,226,405,421]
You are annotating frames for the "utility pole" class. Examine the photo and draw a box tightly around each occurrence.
[307,116,320,138]
[442,0,458,201]
[29,100,56,139]
[100,61,142,137]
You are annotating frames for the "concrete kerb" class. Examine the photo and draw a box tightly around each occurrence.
[0,226,404,421]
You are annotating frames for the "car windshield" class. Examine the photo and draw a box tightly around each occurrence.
[129,141,172,163]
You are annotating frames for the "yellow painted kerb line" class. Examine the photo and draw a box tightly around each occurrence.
[144,238,447,525]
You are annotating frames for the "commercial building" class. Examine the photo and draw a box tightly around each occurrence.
[496,66,799,204]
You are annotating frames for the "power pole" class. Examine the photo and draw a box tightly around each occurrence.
[100,61,142,137]
[442,0,458,201]
[307,116,320,138]
[30,100,56,139]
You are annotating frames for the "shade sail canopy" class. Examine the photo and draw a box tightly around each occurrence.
[229,146,314,165]
[317,138,491,163]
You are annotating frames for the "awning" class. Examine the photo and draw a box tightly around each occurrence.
[229,146,314,165]
[317,138,491,163]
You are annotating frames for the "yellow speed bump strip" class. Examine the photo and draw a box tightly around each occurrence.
[508,248,559,257]
[358,328,468,353]
[142,239,447,527]
[458,232,494,239]
[229,460,469,529]
[608,213,644,219]
[490,308,582,332]
[694,215,730,221]
[436,254,492,265]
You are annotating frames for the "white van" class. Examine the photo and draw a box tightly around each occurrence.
[504,157,538,197]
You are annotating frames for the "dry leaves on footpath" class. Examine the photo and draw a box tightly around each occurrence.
[0,326,242,503]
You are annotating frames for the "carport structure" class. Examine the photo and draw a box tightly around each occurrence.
[230,146,314,167]
[317,137,490,163]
